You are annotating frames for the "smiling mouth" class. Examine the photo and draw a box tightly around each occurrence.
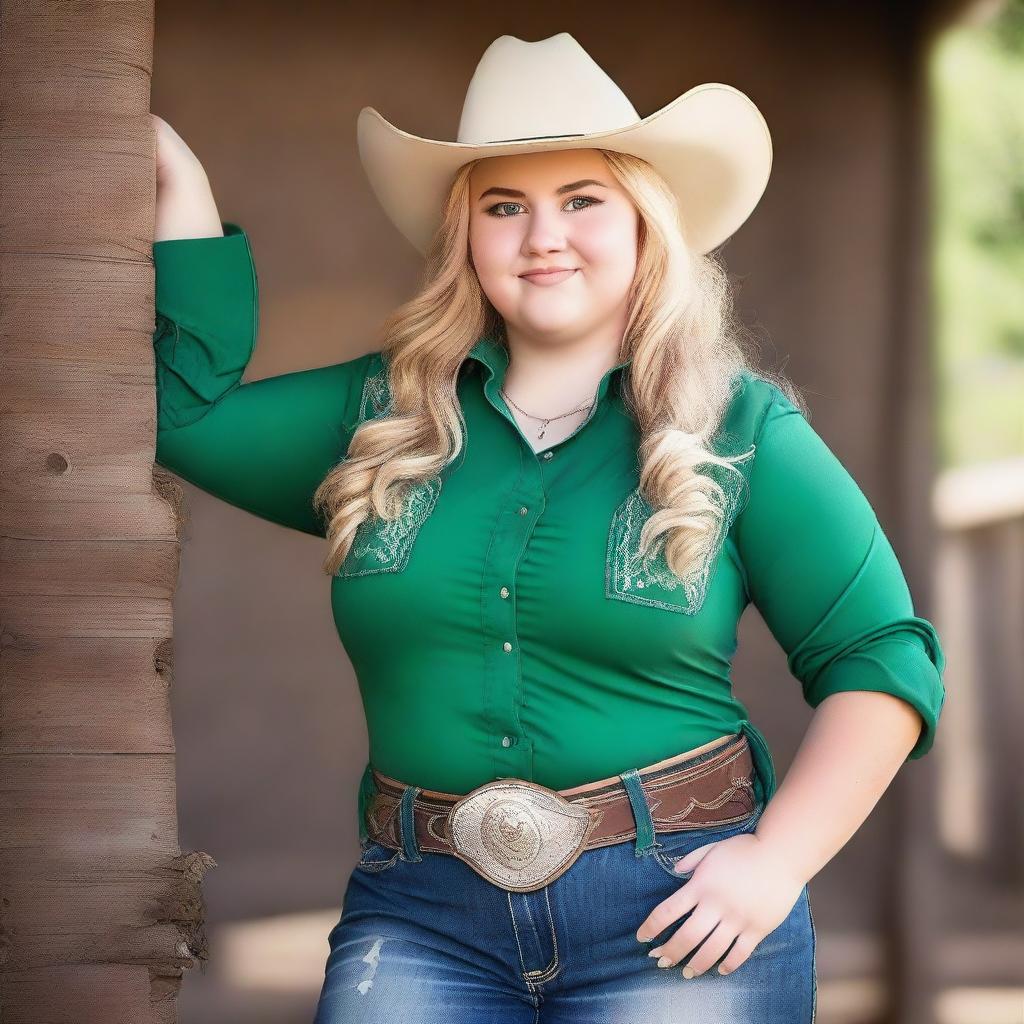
[520,269,578,285]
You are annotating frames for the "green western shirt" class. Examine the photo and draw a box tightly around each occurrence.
[152,222,947,842]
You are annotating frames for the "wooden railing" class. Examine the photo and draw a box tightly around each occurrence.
[926,455,1024,1016]
[932,454,1024,883]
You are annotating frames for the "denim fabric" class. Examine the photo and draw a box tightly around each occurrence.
[313,757,817,1022]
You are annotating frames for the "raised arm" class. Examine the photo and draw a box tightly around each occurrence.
[734,384,947,761]
[152,224,372,537]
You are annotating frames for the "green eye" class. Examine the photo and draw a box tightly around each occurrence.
[490,202,522,217]
[485,195,603,218]
[567,196,598,212]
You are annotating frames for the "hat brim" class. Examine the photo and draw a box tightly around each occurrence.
[357,81,772,257]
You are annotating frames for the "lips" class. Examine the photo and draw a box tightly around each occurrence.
[520,269,577,286]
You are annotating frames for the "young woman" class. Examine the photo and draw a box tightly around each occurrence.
[151,33,945,1023]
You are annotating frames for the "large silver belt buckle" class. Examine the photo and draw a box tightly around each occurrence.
[447,779,596,892]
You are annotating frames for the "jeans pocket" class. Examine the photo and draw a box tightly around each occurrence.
[646,798,766,881]
[355,839,402,874]
[806,884,819,1021]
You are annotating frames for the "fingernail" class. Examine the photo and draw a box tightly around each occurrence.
[647,948,662,958]
[656,955,673,969]
[636,933,651,943]
[682,966,695,979]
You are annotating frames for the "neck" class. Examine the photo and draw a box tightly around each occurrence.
[500,323,627,416]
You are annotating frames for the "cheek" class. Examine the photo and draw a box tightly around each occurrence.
[470,227,519,290]
[580,246,637,299]
[575,217,637,281]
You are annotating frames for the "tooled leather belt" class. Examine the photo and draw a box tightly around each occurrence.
[362,732,757,892]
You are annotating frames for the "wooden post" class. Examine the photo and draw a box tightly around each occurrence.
[0,3,211,1020]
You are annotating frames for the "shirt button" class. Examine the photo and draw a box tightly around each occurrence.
[542,451,554,460]
[502,736,513,748]
[503,641,513,652]
[519,506,529,515]
[500,586,510,599]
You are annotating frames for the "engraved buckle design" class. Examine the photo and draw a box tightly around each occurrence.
[447,779,596,892]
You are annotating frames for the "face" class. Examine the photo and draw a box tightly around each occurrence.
[468,149,639,344]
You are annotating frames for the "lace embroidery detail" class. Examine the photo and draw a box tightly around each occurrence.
[337,477,443,577]
[604,456,752,615]
[335,356,442,577]
[361,360,393,419]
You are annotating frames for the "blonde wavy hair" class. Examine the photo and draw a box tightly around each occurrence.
[313,149,805,581]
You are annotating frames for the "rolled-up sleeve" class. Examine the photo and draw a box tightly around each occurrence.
[153,221,257,431]
[734,392,947,761]
[151,221,373,537]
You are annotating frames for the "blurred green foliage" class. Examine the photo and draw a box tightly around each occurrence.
[931,0,1024,467]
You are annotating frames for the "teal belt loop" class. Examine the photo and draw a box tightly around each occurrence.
[741,721,777,803]
[619,767,657,857]
[399,785,423,862]
[356,761,376,845]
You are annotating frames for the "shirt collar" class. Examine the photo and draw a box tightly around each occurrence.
[463,331,632,402]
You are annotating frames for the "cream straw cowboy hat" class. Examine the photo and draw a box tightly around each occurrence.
[356,32,772,257]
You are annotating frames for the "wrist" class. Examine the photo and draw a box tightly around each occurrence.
[753,828,816,889]
[155,165,223,242]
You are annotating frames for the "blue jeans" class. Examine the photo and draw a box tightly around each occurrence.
[313,747,818,1022]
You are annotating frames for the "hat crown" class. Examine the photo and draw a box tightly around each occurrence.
[457,33,640,146]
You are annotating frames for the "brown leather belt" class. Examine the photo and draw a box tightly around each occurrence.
[363,732,758,892]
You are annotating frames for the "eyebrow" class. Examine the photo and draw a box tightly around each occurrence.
[477,179,609,201]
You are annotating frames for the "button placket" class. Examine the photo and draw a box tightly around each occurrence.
[481,467,544,780]
[474,343,617,781]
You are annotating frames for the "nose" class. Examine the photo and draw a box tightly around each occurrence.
[521,208,568,257]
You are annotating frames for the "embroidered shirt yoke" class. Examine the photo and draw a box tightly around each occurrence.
[152,222,947,842]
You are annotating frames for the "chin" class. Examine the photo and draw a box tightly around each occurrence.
[514,314,584,337]
[520,301,589,326]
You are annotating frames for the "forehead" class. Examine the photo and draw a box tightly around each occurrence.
[468,148,609,190]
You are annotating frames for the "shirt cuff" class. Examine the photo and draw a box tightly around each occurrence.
[802,629,947,760]
[153,220,257,354]
[152,221,258,431]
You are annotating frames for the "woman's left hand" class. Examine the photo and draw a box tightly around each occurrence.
[635,831,807,977]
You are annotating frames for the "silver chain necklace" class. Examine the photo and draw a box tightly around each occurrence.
[500,386,596,440]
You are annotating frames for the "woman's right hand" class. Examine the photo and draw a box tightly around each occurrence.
[152,113,225,242]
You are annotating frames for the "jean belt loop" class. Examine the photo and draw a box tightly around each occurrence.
[399,785,423,862]
[618,767,657,858]
[740,721,776,804]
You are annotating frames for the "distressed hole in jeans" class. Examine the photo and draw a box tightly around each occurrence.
[356,936,385,995]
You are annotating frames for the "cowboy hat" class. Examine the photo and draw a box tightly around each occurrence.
[356,32,772,257]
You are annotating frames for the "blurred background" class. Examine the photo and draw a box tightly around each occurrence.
[150,1,1024,1021]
